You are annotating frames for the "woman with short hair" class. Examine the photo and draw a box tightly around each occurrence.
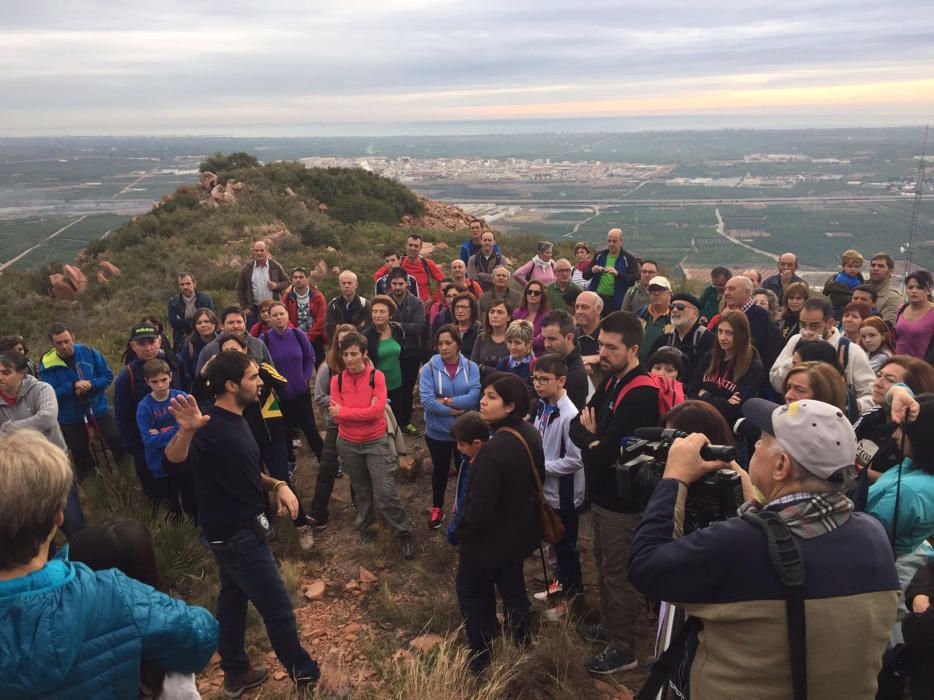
[514,241,557,287]
[450,291,481,358]
[778,281,809,344]
[0,430,218,698]
[364,295,406,426]
[783,361,848,410]
[571,243,592,288]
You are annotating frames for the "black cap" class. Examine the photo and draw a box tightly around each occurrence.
[671,293,701,310]
[129,324,160,341]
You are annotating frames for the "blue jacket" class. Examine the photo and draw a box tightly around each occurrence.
[136,389,186,478]
[0,551,218,699]
[418,353,481,441]
[114,355,182,454]
[39,344,114,425]
[867,458,934,557]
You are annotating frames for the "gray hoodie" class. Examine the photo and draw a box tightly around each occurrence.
[0,374,67,450]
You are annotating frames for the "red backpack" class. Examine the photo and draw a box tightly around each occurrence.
[609,373,684,418]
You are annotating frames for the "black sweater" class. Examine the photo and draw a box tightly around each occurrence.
[687,351,765,426]
[456,415,545,569]
[569,365,660,513]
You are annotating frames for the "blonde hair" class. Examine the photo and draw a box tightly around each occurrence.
[505,319,534,344]
[841,249,864,266]
[0,430,73,569]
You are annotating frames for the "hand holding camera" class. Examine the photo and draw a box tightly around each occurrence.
[663,433,733,485]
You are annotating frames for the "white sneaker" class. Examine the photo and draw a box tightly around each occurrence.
[297,525,315,552]
[533,580,563,602]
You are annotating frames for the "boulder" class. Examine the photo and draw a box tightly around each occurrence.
[359,567,378,584]
[303,580,326,601]
[408,634,444,653]
[98,260,121,278]
[200,171,217,191]
[63,264,87,293]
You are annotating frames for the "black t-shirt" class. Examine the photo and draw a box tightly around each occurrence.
[163,405,265,539]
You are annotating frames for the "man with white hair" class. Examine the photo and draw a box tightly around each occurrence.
[574,291,604,372]
[236,240,289,328]
[711,275,775,364]
[324,271,370,341]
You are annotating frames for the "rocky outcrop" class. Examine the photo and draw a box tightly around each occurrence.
[400,196,484,232]
[49,261,121,302]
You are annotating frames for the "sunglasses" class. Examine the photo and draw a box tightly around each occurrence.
[669,303,689,311]
[526,289,543,297]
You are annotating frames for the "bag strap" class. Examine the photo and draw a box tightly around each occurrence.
[635,617,703,700]
[741,510,807,700]
[497,426,545,497]
[611,373,657,412]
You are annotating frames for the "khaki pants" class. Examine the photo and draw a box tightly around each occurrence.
[337,434,412,537]
[592,504,643,655]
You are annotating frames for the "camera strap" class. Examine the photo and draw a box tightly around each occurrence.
[635,615,702,700]
[741,510,807,700]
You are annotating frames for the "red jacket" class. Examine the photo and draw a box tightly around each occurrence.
[401,255,445,303]
[284,288,327,343]
[330,364,388,442]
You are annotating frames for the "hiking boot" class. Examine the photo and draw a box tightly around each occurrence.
[305,515,328,532]
[403,423,419,437]
[586,646,638,675]
[223,665,268,697]
[533,579,563,602]
[401,535,416,560]
[296,525,315,552]
[578,622,607,644]
[428,507,445,530]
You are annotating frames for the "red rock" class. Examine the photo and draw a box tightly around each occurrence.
[273,670,288,681]
[304,580,326,601]
[408,633,444,653]
[99,260,121,277]
[344,580,359,591]
[359,567,378,584]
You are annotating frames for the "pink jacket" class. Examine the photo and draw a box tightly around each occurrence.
[330,363,388,442]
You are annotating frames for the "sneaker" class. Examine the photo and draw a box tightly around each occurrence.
[293,439,303,449]
[403,423,419,437]
[428,507,444,530]
[533,579,563,602]
[223,665,268,697]
[401,535,416,560]
[586,646,638,675]
[296,525,315,552]
[305,515,328,532]
[578,622,607,644]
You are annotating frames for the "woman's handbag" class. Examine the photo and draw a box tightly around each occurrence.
[497,427,566,544]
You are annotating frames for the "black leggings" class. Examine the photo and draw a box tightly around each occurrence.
[425,436,457,509]
[279,391,323,461]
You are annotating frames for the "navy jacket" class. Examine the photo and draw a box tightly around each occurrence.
[166,291,214,350]
[114,354,182,454]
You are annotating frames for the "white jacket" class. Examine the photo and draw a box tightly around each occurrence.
[532,392,585,509]
[769,327,876,411]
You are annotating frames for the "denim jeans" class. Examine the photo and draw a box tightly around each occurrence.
[456,557,530,671]
[552,504,582,597]
[61,475,86,538]
[206,528,319,682]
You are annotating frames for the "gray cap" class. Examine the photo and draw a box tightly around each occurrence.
[741,398,856,479]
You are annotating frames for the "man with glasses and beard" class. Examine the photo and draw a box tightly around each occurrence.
[163,351,320,696]
[649,293,713,379]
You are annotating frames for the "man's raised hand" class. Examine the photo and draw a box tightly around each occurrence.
[169,394,210,431]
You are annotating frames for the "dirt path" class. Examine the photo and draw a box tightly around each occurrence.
[714,206,776,260]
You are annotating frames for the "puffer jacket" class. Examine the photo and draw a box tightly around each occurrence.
[0,374,67,451]
[0,551,218,699]
[418,353,481,441]
[39,344,114,425]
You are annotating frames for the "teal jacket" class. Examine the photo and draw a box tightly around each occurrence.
[0,550,218,699]
[867,458,934,557]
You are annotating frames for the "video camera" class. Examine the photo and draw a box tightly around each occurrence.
[617,428,744,533]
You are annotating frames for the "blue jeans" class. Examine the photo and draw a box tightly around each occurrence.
[553,504,582,597]
[206,528,319,682]
[61,475,86,538]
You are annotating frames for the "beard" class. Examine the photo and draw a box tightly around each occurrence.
[234,385,260,408]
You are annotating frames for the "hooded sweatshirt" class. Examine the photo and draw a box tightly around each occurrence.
[418,353,481,441]
[0,374,66,451]
[0,550,218,699]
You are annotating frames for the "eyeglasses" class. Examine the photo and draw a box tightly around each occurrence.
[531,375,556,385]
[556,267,572,273]
[526,290,542,297]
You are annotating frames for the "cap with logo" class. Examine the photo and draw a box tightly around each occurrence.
[129,324,160,341]
[647,275,671,291]
[741,398,856,479]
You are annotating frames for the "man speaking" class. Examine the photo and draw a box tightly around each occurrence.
[628,399,898,699]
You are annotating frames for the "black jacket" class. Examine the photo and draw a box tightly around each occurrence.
[324,295,370,341]
[649,321,715,380]
[167,291,214,351]
[456,415,545,569]
[390,291,427,356]
[564,346,588,410]
[364,323,406,371]
[904,561,934,658]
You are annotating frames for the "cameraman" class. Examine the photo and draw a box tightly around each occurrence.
[568,311,660,675]
[629,398,899,699]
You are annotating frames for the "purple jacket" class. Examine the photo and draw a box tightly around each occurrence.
[261,327,316,400]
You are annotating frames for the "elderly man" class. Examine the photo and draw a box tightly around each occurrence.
[622,260,659,313]
[477,265,520,317]
[467,230,505,293]
[459,221,501,264]
[711,275,775,364]
[450,258,482,298]
[761,253,805,305]
[374,249,419,297]
[236,240,288,328]
[636,276,673,363]
[574,291,604,369]
[742,268,763,287]
[324,271,370,341]
[869,252,904,323]
[167,272,215,353]
[401,233,445,304]
[649,293,713,378]
[546,258,583,311]
[629,399,898,700]
[769,298,875,410]
[584,228,639,314]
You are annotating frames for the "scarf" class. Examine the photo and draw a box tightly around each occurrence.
[737,491,853,539]
[575,259,591,272]
[531,255,553,271]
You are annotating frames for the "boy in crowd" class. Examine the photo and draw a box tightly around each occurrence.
[531,354,584,618]
[823,248,866,320]
[447,411,490,545]
[135,359,196,520]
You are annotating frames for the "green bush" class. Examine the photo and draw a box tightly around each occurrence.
[199,151,260,173]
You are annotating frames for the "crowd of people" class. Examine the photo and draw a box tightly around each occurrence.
[2,222,934,699]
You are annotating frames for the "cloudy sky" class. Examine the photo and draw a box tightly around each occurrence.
[2,0,933,135]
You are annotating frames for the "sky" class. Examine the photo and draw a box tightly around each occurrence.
[2,0,933,135]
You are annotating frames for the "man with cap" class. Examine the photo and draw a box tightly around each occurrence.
[635,276,673,364]
[621,260,658,313]
[114,323,183,503]
[649,292,714,379]
[628,398,899,699]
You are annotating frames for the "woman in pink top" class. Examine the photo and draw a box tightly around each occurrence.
[330,331,415,557]
[895,271,934,362]
[513,241,556,287]
[512,279,551,356]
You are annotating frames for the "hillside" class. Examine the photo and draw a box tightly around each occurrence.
[0,155,556,362]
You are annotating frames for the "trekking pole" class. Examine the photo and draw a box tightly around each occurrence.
[77,364,115,471]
